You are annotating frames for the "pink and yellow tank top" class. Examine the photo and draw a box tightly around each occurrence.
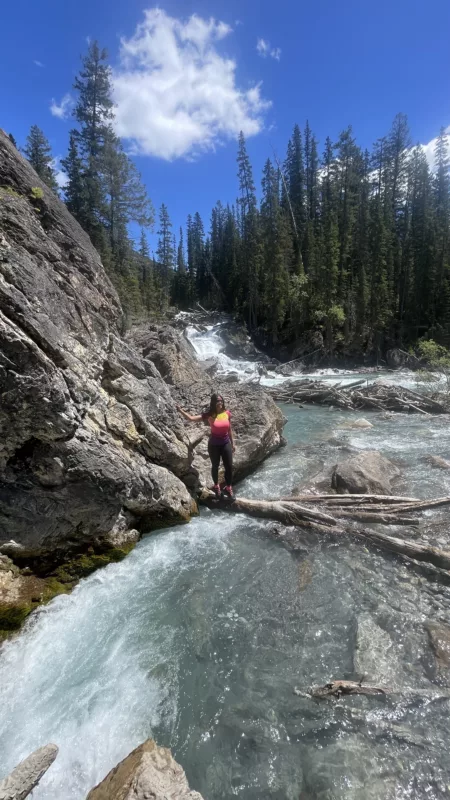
[201,410,231,445]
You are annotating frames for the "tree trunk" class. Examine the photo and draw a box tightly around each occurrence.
[200,493,450,573]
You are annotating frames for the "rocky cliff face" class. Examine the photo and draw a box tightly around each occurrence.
[0,132,195,565]
[0,131,284,571]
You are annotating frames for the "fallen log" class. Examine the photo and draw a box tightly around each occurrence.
[200,492,450,572]
[383,496,450,514]
[296,680,450,702]
[335,510,420,525]
[280,493,420,505]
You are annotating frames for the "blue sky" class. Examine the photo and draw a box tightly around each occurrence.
[2,0,450,255]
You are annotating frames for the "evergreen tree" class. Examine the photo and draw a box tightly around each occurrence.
[260,159,291,343]
[303,121,319,281]
[237,131,262,328]
[24,125,59,193]
[172,226,189,308]
[102,133,153,266]
[61,132,88,224]
[156,204,174,310]
[285,124,306,272]
[72,41,114,248]
[139,229,156,312]
[433,127,450,334]
[8,133,17,148]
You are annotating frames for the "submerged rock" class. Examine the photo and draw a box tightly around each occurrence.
[86,739,204,800]
[332,450,400,495]
[426,621,450,684]
[354,613,401,685]
[424,454,450,470]
[338,417,373,430]
[0,743,58,800]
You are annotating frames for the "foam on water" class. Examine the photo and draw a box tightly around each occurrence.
[185,319,419,388]
[0,518,239,798]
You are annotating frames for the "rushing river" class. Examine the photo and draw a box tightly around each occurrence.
[1,331,450,799]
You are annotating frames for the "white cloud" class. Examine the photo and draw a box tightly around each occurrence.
[34,60,44,68]
[51,157,69,189]
[50,93,74,120]
[112,8,271,160]
[256,38,281,61]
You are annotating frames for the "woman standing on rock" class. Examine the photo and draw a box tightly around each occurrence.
[176,393,235,498]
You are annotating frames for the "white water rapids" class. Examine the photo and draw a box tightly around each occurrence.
[186,321,418,389]
[1,323,450,799]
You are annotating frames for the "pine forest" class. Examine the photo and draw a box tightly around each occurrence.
[16,42,450,360]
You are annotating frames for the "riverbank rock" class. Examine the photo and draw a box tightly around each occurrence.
[386,348,421,370]
[332,451,400,495]
[0,131,196,567]
[291,330,326,364]
[0,743,58,800]
[86,739,204,800]
[220,322,262,361]
[171,381,285,486]
[131,323,286,488]
[273,359,305,376]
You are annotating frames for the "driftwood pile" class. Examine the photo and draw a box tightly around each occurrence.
[200,491,450,574]
[267,379,448,414]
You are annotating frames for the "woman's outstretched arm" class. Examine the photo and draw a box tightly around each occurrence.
[176,405,203,423]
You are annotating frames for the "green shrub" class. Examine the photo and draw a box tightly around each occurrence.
[415,339,450,395]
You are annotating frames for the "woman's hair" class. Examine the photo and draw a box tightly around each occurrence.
[209,393,224,417]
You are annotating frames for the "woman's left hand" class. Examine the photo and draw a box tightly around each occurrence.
[232,444,236,453]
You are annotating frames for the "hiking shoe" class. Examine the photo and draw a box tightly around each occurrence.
[223,485,234,499]
[212,484,221,497]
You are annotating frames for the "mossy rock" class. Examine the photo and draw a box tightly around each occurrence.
[0,544,136,642]
[0,601,34,631]
[51,543,136,584]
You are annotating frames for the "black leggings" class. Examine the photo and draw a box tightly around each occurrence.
[208,440,233,485]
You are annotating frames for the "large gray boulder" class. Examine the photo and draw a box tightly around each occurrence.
[86,739,204,800]
[131,326,286,487]
[0,131,195,562]
[332,451,400,495]
[0,744,58,800]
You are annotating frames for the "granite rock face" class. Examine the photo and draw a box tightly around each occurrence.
[0,131,194,563]
[131,325,286,487]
